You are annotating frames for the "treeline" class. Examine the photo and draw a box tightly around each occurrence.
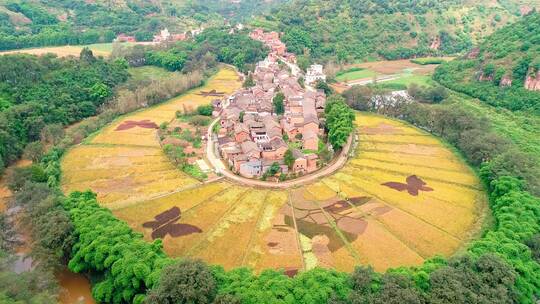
[0,50,128,172]
[143,28,268,73]
[392,101,540,302]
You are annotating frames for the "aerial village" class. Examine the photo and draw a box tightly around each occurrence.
[212,29,329,179]
[115,27,204,44]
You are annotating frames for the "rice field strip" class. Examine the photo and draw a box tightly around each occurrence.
[303,187,363,264]
[347,163,482,191]
[338,168,477,213]
[327,176,463,241]
[183,189,253,258]
[356,156,468,174]
[61,165,179,176]
[287,190,307,271]
[359,148,450,157]
[359,133,434,137]
[239,191,272,267]
[82,142,162,149]
[325,180,429,260]
[178,185,242,219]
[110,183,228,212]
[359,139,442,147]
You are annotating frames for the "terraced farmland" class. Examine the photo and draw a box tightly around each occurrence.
[61,74,487,273]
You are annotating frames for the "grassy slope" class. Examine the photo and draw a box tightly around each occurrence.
[336,69,377,81]
[128,66,176,82]
[448,92,540,162]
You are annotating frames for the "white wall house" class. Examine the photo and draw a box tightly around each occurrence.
[305,64,326,85]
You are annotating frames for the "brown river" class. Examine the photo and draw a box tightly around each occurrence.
[1,161,96,304]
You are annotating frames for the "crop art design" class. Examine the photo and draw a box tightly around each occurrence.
[284,197,375,252]
[143,207,202,240]
[115,120,159,131]
[196,89,226,97]
[381,175,433,196]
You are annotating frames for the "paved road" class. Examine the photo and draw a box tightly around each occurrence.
[206,117,354,189]
[346,74,401,86]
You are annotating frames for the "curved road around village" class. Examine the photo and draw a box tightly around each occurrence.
[205,117,354,189]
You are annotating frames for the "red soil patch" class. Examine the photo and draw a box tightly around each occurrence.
[115,120,159,131]
[284,268,299,277]
[371,206,393,216]
[143,207,202,240]
[381,175,433,196]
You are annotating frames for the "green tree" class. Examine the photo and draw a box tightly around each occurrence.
[197,104,214,116]
[315,80,333,95]
[284,149,295,169]
[23,141,44,163]
[325,95,354,150]
[243,74,255,88]
[273,92,285,115]
[146,259,217,304]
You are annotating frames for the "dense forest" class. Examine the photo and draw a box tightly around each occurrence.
[250,0,537,63]
[143,28,269,73]
[434,11,540,113]
[0,50,128,171]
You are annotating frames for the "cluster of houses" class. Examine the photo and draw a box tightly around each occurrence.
[212,33,328,179]
[249,28,297,64]
[115,27,203,44]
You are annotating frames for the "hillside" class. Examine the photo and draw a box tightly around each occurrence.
[0,0,279,51]
[434,11,540,113]
[250,0,539,63]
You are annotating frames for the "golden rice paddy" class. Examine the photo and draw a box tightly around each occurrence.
[61,70,487,273]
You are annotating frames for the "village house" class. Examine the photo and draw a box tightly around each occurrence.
[153,28,187,43]
[115,34,136,43]
[305,64,327,86]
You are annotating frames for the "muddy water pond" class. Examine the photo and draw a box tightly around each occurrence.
[57,269,96,304]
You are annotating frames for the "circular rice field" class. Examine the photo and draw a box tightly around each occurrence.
[61,68,487,273]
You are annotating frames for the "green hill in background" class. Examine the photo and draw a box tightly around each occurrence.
[434,11,540,113]
[250,0,539,63]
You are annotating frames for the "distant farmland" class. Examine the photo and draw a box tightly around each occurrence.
[0,42,156,58]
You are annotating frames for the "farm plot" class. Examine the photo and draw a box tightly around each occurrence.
[60,75,486,274]
[187,189,269,269]
[242,191,304,273]
[61,68,241,206]
[0,44,112,57]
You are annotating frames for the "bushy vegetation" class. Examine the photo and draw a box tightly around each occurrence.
[325,95,355,149]
[144,28,268,73]
[433,12,540,113]
[410,58,447,65]
[0,49,128,172]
